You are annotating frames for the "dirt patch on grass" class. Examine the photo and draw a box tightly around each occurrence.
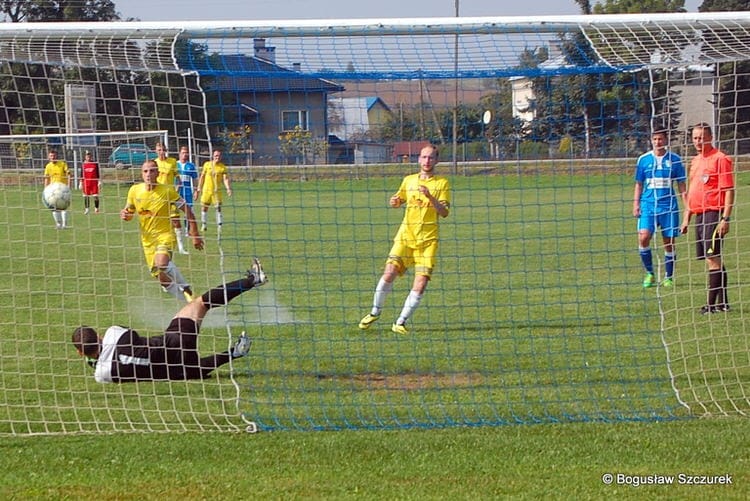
[318,371,485,391]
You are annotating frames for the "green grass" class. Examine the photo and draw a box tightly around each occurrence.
[1,420,748,499]
[0,167,748,497]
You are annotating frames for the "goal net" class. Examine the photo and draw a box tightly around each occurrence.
[0,130,169,172]
[0,12,748,434]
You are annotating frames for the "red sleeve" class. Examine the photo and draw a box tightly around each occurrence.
[718,155,734,190]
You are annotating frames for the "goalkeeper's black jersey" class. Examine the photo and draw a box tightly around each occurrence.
[94,319,199,383]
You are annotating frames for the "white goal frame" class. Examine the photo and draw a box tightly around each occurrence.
[0,12,749,434]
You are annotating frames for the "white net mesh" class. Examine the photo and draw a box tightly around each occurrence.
[0,13,749,434]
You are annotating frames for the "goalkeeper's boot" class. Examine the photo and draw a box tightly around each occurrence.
[232,331,252,358]
[248,257,268,286]
[182,286,194,303]
[661,277,674,288]
[642,273,655,288]
[358,313,379,330]
[391,322,409,335]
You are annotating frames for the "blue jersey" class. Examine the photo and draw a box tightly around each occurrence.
[176,161,198,204]
[634,150,685,214]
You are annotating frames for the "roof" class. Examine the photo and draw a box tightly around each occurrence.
[392,141,431,156]
[184,54,344,93]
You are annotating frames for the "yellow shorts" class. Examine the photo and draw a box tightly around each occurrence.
[200,191,222,207]
[142,235,175,276]
[386,239,438,278]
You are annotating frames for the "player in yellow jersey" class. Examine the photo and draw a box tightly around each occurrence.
[121,160,204,302]
[43,148,71,229]
[195,149,233,232]
[155,142,188,255]
[358,144,451,334]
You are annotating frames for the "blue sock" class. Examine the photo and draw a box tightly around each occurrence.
[664,251,675,279]
[639,247,653,274]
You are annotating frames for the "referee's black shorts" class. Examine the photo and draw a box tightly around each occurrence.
[695,210,722,260]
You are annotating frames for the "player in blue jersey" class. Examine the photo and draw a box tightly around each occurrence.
[176,145,199,243]
[632,129,687,288]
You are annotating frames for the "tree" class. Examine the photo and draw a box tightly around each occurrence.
[699,0,750,9]
[278,126,327,165]
[0,1,123,136]
[592,0,685,12]
[0,1,121,22]
[699,0,750,153]
[528,0,685,156]
[574,0,593,14]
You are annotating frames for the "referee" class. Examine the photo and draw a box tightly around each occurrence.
[680,123,735,314]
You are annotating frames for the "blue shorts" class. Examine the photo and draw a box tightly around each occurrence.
[637,210,681,238]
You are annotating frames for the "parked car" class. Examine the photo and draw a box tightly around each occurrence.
[108,143,157,169]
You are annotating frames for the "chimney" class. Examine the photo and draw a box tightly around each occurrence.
[292,62,301,72]
[253,38,276,63]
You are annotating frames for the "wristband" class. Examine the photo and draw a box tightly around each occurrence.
[721,216,730,222]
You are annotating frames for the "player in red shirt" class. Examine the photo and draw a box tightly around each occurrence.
[680,122,735,314]
[79,150,101,214]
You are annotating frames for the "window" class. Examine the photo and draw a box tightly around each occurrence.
[281,110,309,131]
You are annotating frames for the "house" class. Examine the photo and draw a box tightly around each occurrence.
[328,96,392,141]
[326,96,392,164]
[182,39,344,165]
[392,140,431,163]
[510,76,535,123]
[510,45,571,123]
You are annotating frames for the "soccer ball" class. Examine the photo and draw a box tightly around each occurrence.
[42,182,72,210]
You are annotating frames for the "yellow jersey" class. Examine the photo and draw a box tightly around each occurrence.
[393,173,451,247]
[156,157,178,185]
[44,160,70,184]
[200,161,228,195]
[125,183,182,241]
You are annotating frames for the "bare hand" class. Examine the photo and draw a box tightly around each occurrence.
[120,209,133,221]
[192,235,204,251]
[718,220,730,237]
[389,195,402,208]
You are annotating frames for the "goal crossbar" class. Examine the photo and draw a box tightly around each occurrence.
[0,12,748,37]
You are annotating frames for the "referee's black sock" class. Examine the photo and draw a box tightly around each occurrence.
[201,277,254,309]
[708,269,723,306]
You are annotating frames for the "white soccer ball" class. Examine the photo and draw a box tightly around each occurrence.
[42,182,72,210]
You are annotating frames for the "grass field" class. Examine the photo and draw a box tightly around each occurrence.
[0,164,748,497]
[1,419,748,498]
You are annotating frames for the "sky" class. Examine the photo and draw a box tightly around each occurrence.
[119,0,704,22]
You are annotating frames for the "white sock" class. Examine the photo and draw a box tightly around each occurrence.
[396,290,422,325]
[165,261,190,291]
[52,211,62,226]
[163,281,182,300]
[371,278,393,316]
[175,229,187,253]
[216,211,223,226]
[61,210,68,227]
[201,211,207,225]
